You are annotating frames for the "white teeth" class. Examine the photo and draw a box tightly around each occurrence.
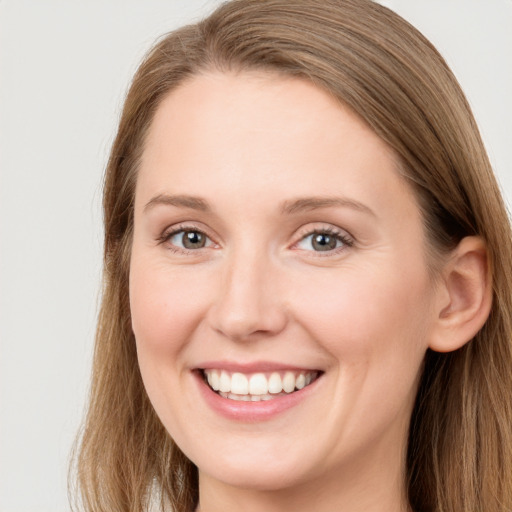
[231,372,249,395]
[249,373,268,395]
[219,370,231,393]
[203,368,319,399]
[219,391,287,401]
[207,370,220,391]
[282,371,295,393]
[227,393,249,401]
[268,372,283,394]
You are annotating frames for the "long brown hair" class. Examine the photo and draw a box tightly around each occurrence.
[72,1,512,511]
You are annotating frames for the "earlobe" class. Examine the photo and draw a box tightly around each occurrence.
[429,236,492,353]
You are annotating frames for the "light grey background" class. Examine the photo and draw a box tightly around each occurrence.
[0,1,510,511]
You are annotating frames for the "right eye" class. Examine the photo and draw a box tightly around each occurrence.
[159,226,216,253]
[170,230,209,249]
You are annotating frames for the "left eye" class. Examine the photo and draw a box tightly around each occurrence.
[168,230,213,250]
[296,231,349,252]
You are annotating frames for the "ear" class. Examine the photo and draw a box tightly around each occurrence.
[429,236,492,353]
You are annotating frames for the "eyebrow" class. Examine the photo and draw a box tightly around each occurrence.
[144,194,211,213]
[281,196,375,217]
[143,193,375,217]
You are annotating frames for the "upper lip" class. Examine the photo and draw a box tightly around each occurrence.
[195,360,322,373]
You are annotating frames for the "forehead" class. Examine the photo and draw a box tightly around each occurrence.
[142,70,390,166]
[136,71,416,225]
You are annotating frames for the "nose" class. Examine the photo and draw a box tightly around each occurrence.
[207,249,288,342]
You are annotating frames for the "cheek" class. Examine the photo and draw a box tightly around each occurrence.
[129,256,215,427]
[287,262,432,447]
[129,257,210,358]
[289,260,432,372]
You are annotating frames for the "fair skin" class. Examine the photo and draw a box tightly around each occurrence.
[129,71,491,512]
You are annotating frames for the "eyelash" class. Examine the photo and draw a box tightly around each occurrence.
[293,226,354,256]
[157,224,213,255]
[157,224,354,256]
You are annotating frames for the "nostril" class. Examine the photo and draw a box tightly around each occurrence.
[209,307,288,342]
[207,266,288,340]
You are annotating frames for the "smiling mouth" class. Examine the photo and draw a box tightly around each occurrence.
[200,369,321,402]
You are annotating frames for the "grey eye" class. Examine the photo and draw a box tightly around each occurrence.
[311,233,338,251]
[296,231,348,252]
[170,230,210,249]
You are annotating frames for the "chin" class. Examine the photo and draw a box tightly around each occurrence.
[195,450,314,491]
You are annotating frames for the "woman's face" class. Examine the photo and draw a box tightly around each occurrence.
[130,72,439,493]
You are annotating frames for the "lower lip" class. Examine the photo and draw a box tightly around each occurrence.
[193,371,321,422]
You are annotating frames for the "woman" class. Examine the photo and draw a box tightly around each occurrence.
[73,1,512,511]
